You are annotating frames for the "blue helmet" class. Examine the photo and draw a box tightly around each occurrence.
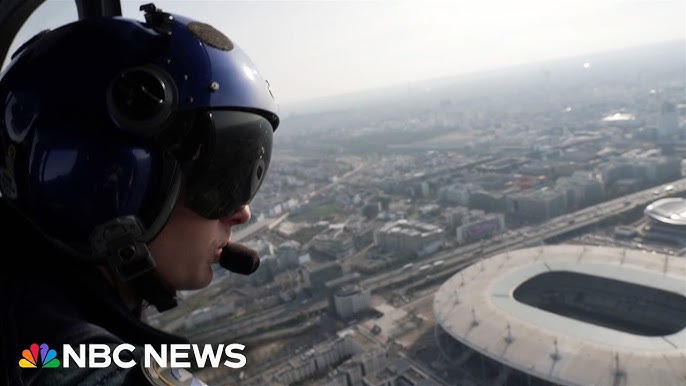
[0,4,278,295]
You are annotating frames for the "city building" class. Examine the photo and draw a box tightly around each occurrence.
[469,189,507,212]
[507,187,567,222]
[333,285,372,319]
[455,212,505,245]
[639,197,686,247]
[301,261,344,290]
[438,183,475,206]
[310,223,357,260]
[555,171,604,210]
[597,152,682,188]
[658,101,680,139]
[273,336,363,385]
[277,240,302,271]
[362,358,439,386]
[374,219,444,256]
[600,111,642,129]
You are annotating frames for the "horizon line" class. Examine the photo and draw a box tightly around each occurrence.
[280,38,685,111]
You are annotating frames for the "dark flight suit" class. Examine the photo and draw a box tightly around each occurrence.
[0,201,209,386]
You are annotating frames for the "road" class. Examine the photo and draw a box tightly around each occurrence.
[362,178,686,292]
[187,178,686,344]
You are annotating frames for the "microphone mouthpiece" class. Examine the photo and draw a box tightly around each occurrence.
[220,243,260,275]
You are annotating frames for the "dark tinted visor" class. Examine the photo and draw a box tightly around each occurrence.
[184,110,273,219]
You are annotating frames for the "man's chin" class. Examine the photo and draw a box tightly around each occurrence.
[177,274,213,291]
[195,274,213,289]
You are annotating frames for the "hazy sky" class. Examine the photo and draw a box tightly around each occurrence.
[4,0,685,109]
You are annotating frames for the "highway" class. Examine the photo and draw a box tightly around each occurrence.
[185,178,686,342]
[361,178,686,292]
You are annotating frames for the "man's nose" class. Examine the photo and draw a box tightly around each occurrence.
[220,205,251,225]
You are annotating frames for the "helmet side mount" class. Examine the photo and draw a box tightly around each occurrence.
[106,64,178,138]
[91,216,156,281]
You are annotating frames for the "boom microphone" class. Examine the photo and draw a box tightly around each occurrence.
[220,242,260,275]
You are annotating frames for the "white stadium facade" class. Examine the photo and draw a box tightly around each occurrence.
[433,244,686,386]
[642,197,686,248]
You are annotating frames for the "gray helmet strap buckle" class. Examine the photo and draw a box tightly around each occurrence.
[91,216,178,311]
[91,216,156,281]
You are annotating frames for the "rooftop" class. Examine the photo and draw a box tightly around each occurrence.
[434,244,686,386]
[645,197,686,226]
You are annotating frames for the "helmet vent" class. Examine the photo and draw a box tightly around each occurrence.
[187,21,233,51]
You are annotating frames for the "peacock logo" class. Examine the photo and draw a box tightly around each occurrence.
[18,343,61,368]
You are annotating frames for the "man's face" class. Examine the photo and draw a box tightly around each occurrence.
[148,203,251,290]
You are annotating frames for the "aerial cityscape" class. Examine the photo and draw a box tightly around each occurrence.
[143,39,686,386]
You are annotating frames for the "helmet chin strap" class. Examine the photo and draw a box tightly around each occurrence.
[90,166,183,312]
[129,264,178,312]
[91,215,178,312]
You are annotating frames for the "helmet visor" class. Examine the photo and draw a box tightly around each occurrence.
[183,110,273,219]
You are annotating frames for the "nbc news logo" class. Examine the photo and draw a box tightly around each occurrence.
[18,343,60,368]
[18,342,246,369]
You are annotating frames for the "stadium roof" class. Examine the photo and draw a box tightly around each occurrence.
[645,197,686,226]
[434,244,686,386]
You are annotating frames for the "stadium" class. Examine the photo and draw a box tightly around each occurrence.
[433,244,686,386]
[640,197,686,248]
